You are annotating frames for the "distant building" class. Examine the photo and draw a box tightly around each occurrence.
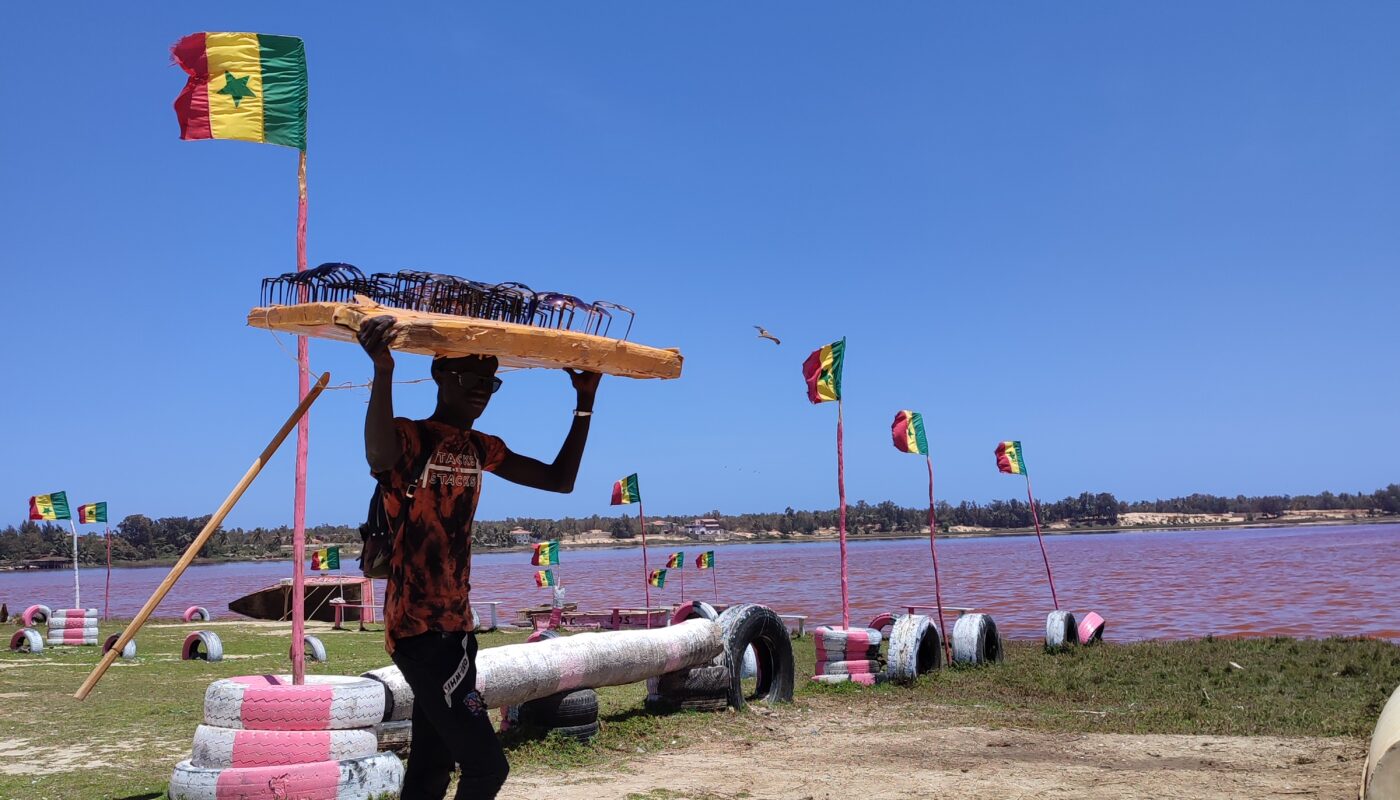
[508,528,534,545]
[648,520,676,535]
[684,518,728,541]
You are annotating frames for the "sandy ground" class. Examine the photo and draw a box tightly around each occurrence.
[502,705,1363,800]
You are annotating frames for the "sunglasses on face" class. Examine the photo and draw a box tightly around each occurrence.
[436,370,503,393]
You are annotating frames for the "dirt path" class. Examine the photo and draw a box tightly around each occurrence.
[501,706,1364,800]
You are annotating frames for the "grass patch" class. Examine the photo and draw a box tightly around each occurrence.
[0,620,1394,798]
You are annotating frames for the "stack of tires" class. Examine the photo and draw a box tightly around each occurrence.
[812,625,885,685]
[504,630,602,742]
[645,601,731,713]
[47,608,98,647]
[168,674,404,799]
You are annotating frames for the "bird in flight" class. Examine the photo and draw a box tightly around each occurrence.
[754,326,781,345]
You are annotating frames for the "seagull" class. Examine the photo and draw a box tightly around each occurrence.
[754,325,781,345]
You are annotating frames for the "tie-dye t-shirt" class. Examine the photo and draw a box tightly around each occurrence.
[377,418,506,653]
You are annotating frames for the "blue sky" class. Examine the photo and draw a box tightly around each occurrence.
[2,3,1397,529]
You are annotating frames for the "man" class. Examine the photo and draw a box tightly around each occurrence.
[358,314,600,800]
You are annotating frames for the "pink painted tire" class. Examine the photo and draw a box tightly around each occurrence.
[102,634,136,659]
[868,612,897,637]
[1077,611,1105,645]
[9,628,43,654]
[203,674,386,731]
[183,631,223,662]
[166,751,403,800]
[814,625,882,651]
[189,724,378,769]
[671,600,719,626]
[525,628,561,644]
[21,605,51,627]
[814,659,883,677]
[48,617,99,630]
[184,606,211,623]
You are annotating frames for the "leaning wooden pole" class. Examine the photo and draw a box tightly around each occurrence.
[73,372,331,701]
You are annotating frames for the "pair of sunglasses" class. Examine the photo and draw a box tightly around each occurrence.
[437,370,503,393]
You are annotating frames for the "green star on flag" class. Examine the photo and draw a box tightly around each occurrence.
[217,71,256,107]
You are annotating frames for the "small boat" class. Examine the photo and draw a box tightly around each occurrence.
[229,576,375,623]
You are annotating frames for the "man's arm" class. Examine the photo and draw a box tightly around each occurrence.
[494,369,602,493]
[358,315,401,474]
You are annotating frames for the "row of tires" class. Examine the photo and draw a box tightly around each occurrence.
[1045,610,1107,649]
[15,604,211,627]
[812,612,1006,686]
[5,628,326,665]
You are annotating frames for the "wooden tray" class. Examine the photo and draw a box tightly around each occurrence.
[247,298,683,379]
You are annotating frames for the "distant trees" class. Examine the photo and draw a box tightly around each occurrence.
[2,484,1395,566]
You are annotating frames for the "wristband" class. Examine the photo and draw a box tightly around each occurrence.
[574,409,593,417]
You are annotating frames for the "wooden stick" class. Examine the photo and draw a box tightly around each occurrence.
[73,372,331,701]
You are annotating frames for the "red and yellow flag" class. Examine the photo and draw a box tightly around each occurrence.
[666,551,685,569]
[695,551,715,570]
[535,569,556,587]
[172,32,308,149]
[29,492,71,521]
[892,410,929,455]
[611,474,641,505]
[648,569,668,588]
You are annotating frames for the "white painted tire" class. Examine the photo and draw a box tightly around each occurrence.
[886,613,941,684]
[103,634,137,659]
[189,724,378,769]
[1364,682,1400,799]
[203,674,387,731]
[671,600,720,625]
[811,672,887,687]
[1045,610,1079,649]
[48,621,99,633]
[183,606,211,623]
[9,628,43,654]
[362,665,413,722]
[299,635,328,663]
[21,605,51,626]
[47,636,98,647]
[952,613,1004,666]
[183,630,223,662]
[814,659,883,677]
[167,751,404,800]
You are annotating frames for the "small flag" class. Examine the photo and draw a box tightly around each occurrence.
[892,410,929,455]
[695,550,715,570]
[666,551,685,569]
[802,338,846,404]
[77,502,108,524]
[535,569,556,587]
[648,569,668,588]
[172,32,309,150]
[611,474,641,505]
[29,492,71,521]
[310,546,340,571]
[995,441,1027,475]
[532,541,560,566]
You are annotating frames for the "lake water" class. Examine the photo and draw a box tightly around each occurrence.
[3,523,1396,641]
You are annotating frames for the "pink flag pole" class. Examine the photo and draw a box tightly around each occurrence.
[291,149,310,684]
[104,525,111,621]
[1024,472,1059,610]
[925,455,952,665]
[837,399,850,629]
[679,560,684,602]
[638,499,651,627]
[712,563,718,603]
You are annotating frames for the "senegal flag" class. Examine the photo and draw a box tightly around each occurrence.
[666,551,685,569]
[892,410,929,456]
[172,32,308,149]
[29,492,71,521]
[310,546,340,571]
[995,441,1027,475]
[802,338,845,404]
[611,474,640,505]
[648,569,667,588]
[532,541,560,566]
[77,502,107,524]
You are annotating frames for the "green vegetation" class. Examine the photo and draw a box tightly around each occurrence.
[0,621,1395,798]
[4,483,1398,567]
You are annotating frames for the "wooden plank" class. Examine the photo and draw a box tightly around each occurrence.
[248,299,683,380]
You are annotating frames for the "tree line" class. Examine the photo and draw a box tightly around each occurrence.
[1,484,1395,566]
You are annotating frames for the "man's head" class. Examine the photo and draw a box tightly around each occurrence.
[430,354,501,422]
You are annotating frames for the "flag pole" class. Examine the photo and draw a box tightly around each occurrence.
[104,525,111,621]
[1024,472,1059,610]
[68,518,81,609]
[638,499,651,627]
[291,149,310,685]
[712,562,718,603]
[925,455,952,665]
[679,559,684,602]
[836,398,849,630]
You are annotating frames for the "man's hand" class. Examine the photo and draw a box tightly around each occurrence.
[358,315,397,370]
[566,369,602,411]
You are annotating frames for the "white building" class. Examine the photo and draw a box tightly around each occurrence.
[684,518,728,541]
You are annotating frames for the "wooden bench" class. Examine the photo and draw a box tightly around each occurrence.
[903,604,975,619]
[779,614,809,638]
[330,601,380,631]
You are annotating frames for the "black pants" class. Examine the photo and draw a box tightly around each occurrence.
[391,631,509,800]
